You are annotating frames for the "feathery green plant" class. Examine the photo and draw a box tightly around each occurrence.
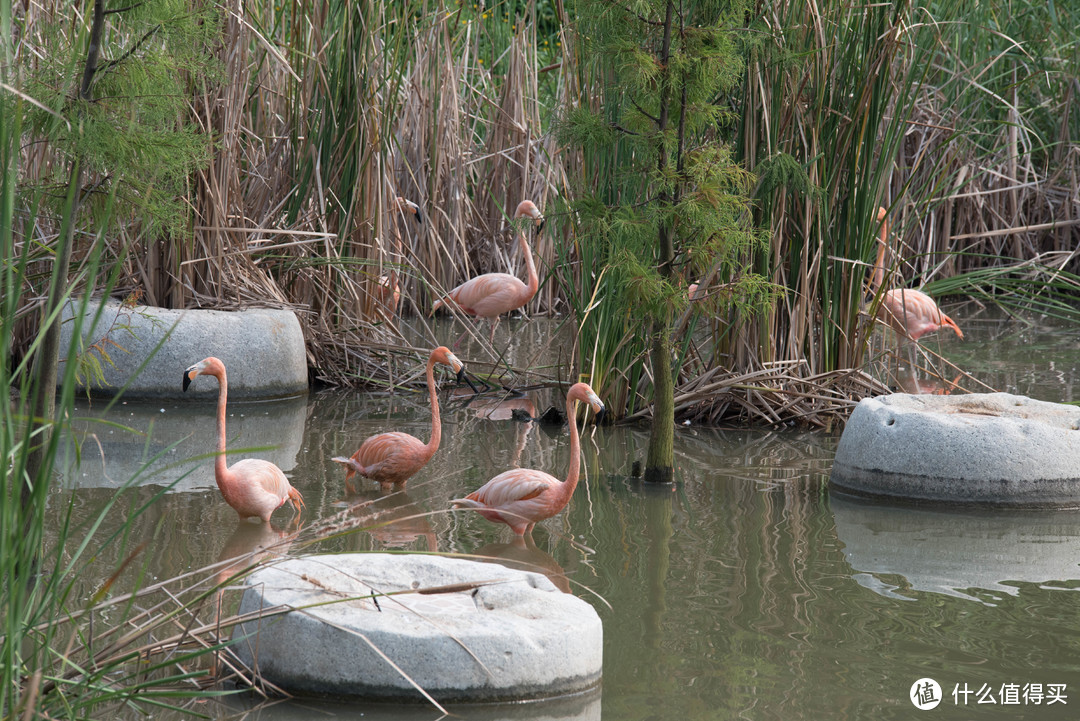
[557,0,773,473]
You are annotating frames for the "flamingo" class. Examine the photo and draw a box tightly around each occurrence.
[183,357,305,523]
[331,346,464,491]
[375,196,422,315]
[432,199,544,345]
[451,382,604,536]
[870,206,963,342]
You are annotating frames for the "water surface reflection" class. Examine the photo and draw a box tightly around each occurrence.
[832,496,1080,604]
[48,311,1080,721]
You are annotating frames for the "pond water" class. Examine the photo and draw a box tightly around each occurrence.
[49,308,1080,720]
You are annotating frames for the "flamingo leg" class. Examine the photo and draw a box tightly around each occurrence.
[451,326,472,350]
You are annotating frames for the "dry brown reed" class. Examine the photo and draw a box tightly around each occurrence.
[889,88,1079,284]
[11,0,1079,422]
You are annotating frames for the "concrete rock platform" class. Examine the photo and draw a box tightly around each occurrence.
[231,553,603,702]
[59,298,307,399]
[831,392,1080,507]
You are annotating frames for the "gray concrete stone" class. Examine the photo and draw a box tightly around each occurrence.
[56,395,306,492]
[831,392,1080,507]
[231,553,603,702]
[832,496,1080,603]
[59,298,308,399]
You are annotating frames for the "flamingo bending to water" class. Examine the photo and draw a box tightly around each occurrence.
[332,346,464,491]
[183,357,305,523]
[375,196,422,315]
[432,200,544,345]
[451,382,604,536]
[870,207,963,342]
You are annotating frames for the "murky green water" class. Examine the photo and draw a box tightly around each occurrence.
[49,310,1080,720]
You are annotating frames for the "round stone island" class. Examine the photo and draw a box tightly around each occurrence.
[831,392,1080,507]
[60,298,307,399]
[230,553,603,702]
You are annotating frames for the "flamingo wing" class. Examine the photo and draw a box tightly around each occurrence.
[882,289,963,340]
[228,459,296,516]
[440,273,529,319]
[354,431,428,482]
[462,469,557,507]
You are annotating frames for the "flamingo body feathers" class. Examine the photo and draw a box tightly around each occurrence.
[432,200,544,344]
[871,207,963,342]
[333,432,431,485]
[880,288,964,341]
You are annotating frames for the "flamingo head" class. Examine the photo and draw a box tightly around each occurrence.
[568,382,605,422]
[394,197,422,225]
[430,346,466,384]
[876,206,888,222]
[514,200,544,235]
[183,357,223,392]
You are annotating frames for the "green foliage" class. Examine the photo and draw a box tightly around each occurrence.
[730,0,1079,381]
[926,0,1079,164]
[19,0,218,239]
[755,152,820,200]
[557,0,772,421]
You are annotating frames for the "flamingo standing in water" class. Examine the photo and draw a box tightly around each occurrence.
[183,357,305,523]
[451,382,604,536]
[375,196,422,315]
[432,199,544,346]
[332,347,464,492]
[870,206,963,342]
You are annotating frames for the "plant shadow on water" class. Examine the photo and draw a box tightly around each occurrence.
[50,314,1080,720]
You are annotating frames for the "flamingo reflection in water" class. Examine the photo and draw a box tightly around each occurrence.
[210,520,294,673]
[473,535,571,593]
[450,387,537,468]
[348,488,438,552]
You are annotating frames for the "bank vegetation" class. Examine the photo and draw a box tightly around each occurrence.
[8,0,1080,429]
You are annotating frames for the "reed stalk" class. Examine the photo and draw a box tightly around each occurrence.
[9,0,1079,421]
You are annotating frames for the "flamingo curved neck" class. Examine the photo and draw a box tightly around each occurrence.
[424,357,442,457]
[870,216,889,294]
[213,369,232,487]
[519,230,539,302]
[559,396,582,502]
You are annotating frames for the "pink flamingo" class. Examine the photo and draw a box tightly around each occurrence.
[870,206,963,342]
[375,196,422,314]
[183,357,305,523]
[451,382,604,536]
[432,199,544,345]
[331,346,464,491]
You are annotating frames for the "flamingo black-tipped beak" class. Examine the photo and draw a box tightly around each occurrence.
[182,370,194,392]
[594,407,607,425]
[413,208,423,225]
[457,367,480,394]
[536,218,545,236]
